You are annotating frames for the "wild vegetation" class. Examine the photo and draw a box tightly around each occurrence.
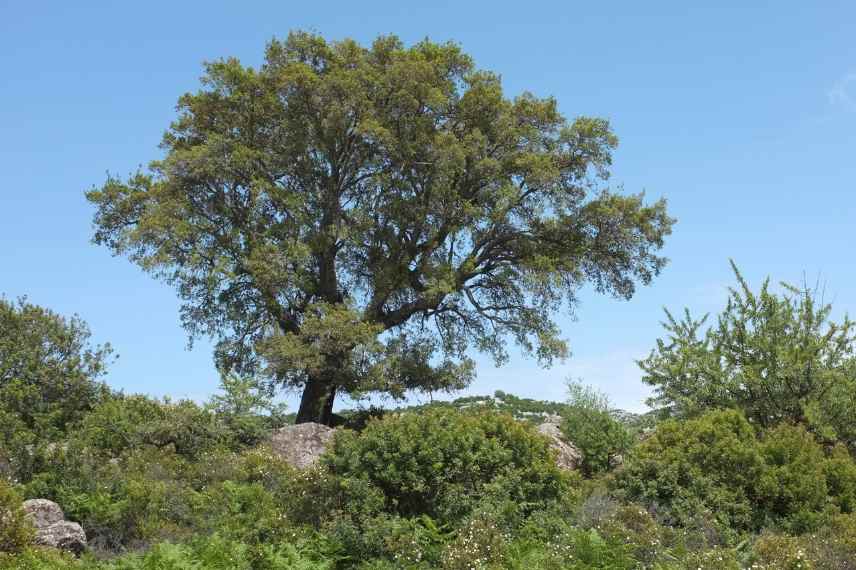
[4,32,856,569]
[5,261,856,569]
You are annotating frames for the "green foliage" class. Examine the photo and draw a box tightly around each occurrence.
[99,535,333,570]
[24,444,192,550]
[619,409,856,540]
[562,380,633,476]
[324,408,567,525]
[206,375,289,447]
[755,424,832,532]
[87,31,673,423]
[74,395,226,460]
[640,261,856,446]
[7,389,856,568]
[823,444,856,513]
[0,478,33,553]
[617,409,765,535]
[16,389,285,551]
[0,298,112,481]
[0,297,112,432]
[0,548,79,570]
[750,533,815,570]
[746,520,856,570]
[5,295,856,568]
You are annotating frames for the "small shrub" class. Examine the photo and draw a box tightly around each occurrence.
[823,444,856,514]
[76,395,225,460]
[678,545,743,570]
[562,380,632,477]
[0,548,78,570]
[440,511,509,570]
[810,512,856,566]
[206,375,289,448]
[0,479,33,554]
[751,533,814,570]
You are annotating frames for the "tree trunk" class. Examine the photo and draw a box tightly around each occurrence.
[322,384,336,423]
[295,374,337,425]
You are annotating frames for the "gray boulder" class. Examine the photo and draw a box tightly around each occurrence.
[269,422,335,469]
[22,499,87,555]
[22,499,64,527]
[537,420,582,471]
[33,521,87,555]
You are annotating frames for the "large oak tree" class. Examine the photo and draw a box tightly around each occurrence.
[88,33,673,424]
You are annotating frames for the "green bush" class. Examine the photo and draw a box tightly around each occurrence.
[205,375,289,448]
[561,380,632,476]
[24,445,199,551]
[0,478,32,554]
[619,408,856,540]
[324,408,568,525]
[756,424,832,532]
[76,395,226,460]
[108,536,332,570]
[617,409,763,536]
[811,512,856,566]
[823,444,856,513]
[0,548,79,570]
[0,298,112,433]
[22,437,250,550]
[505,525,637,569]
[0,298,112,484]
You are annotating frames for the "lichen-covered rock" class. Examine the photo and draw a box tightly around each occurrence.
[537,420,582,471]
[33,521,87,555]
[269,422,335,469]
[22,499,64,528]
[22,499,87,555]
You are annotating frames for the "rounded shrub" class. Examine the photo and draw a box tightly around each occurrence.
[323,408,568,525]
[616,409,764,535]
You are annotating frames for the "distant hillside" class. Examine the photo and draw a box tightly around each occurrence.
[309,390,656,432]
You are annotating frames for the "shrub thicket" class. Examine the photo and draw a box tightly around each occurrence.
[618,409,856,540]
[617,409,763,536]
[6,295,856,568]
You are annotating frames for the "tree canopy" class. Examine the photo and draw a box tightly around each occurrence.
[87,32,673,423]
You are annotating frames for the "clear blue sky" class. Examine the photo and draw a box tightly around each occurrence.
[2,2,854,412]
